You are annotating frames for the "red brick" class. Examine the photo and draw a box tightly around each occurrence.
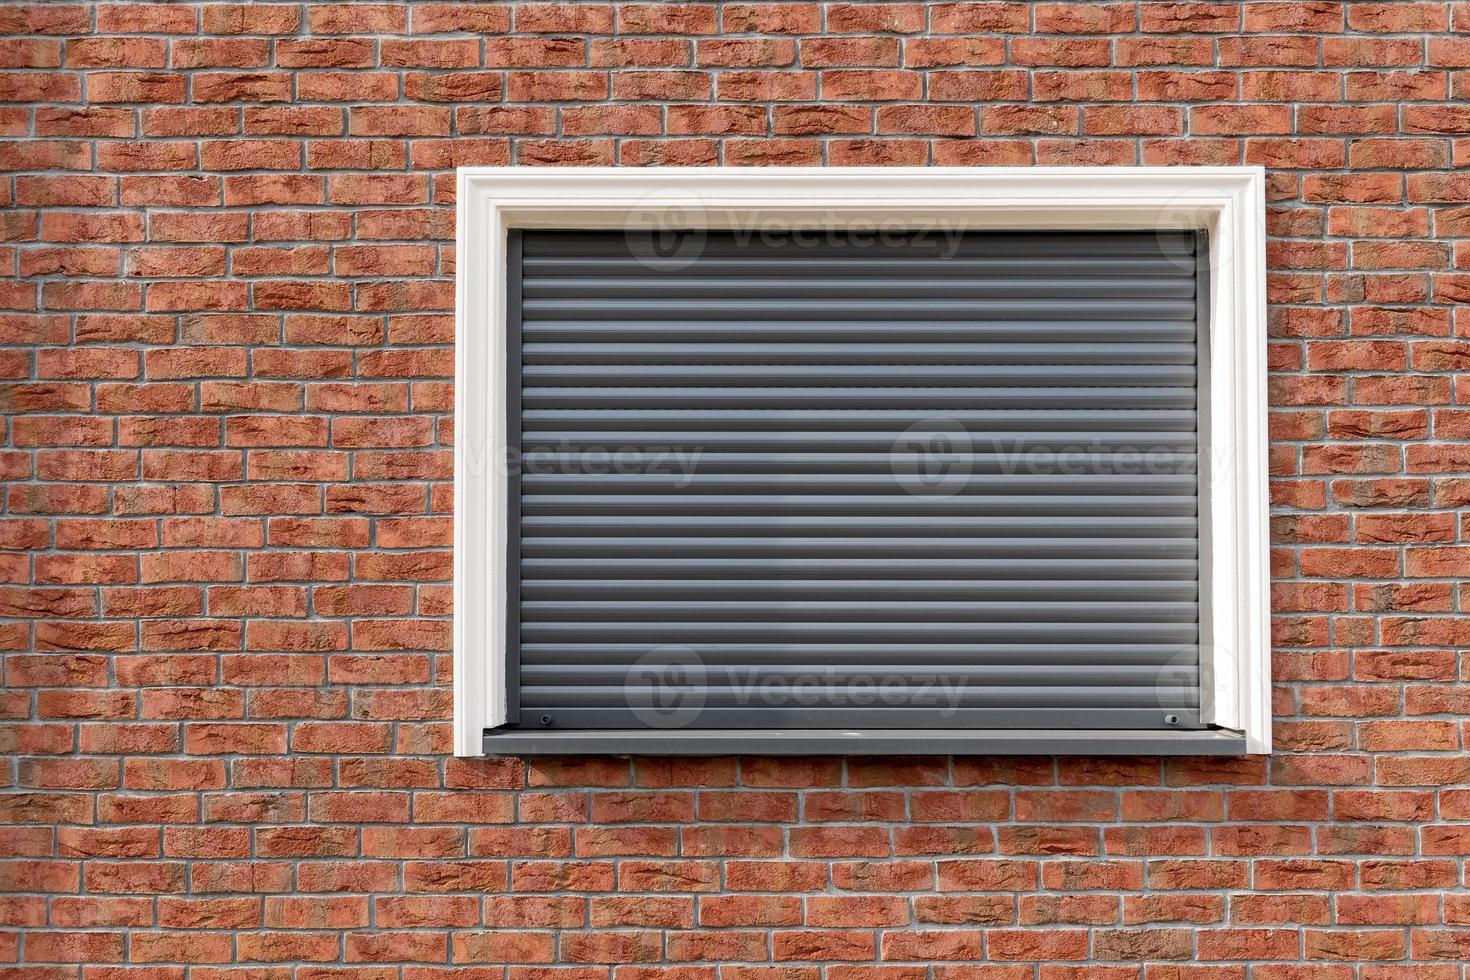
[1012,37,1110,67]
[928,3,1031,33]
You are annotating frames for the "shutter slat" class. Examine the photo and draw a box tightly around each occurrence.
[522,408,1199,430]
[526,432,1198,450]
[510,229,1202,731]
[521,643,1198,665]
[521,623,1200,643]
[523,601,1199,623]
[524,276,1197,299]
[521,558,1199,580]
[520,538,1198,559]
[519,474,1198,493]
[523,321,1198,342]
[521,229,1196,257]
[523,495,1199,516]
[521,516,1199,536]
[519,452,1196,475]
[522,387,1197,408]
[523,364,1196,386]
[524,686,1198,708]
[524,664,1187,683]
[523,342,1197,365]
[521,581,1199,600]
[525,298,1197,320]
[522,258,1192,277]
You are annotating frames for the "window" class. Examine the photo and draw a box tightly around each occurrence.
[455,167,1269,757]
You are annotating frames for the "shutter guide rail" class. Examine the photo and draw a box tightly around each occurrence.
[503,229,523,726]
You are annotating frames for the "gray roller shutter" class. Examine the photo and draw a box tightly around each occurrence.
[505,228,1205,733]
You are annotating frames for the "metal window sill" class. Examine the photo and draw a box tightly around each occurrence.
[483,727,1247,756]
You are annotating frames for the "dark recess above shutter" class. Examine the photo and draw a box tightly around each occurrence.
[499,228,1206,739]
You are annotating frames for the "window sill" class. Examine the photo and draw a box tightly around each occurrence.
[483,727,1248,757]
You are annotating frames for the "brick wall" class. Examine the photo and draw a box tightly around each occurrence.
[4,0,1470,974]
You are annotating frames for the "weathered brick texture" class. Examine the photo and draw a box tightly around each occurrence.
[4,0,1470,973]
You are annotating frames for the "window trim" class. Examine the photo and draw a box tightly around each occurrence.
[454,166,1269,756]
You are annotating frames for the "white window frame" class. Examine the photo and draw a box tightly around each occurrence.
[454,166,1270,756]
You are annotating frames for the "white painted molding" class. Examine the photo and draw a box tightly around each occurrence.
[453,170,508,755]
[454,166,1271,756]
